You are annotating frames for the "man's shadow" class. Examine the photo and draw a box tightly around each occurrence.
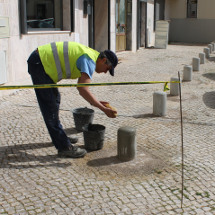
[0,142,71,169]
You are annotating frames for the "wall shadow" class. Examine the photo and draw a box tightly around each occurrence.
[203,91,215,109]
[0,142,71,169]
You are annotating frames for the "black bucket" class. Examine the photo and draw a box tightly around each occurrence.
[72,107,94,132]
[83,124,106,151]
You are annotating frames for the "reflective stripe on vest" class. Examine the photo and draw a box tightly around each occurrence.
[51,42,71,81]
[38,41,100,83]
[51,42,63,81]
[63,42,71,79]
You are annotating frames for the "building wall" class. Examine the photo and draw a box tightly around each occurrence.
[0,0,156,97]
[198,0,215,19]
[0,0,89,97]
[165,0,215,43]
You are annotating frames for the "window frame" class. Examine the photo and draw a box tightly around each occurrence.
[19,0,74,34]
[187,0,198,19]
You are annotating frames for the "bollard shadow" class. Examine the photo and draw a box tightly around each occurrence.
[203,91,215,109]
[202,73,215,81]
[0,142,71,169]
[208,56,215,62]
[87,155,124,167]
[132,113,158,119]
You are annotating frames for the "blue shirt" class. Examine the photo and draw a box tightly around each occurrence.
[76,54,96,80]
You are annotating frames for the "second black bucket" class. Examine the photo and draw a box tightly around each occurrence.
[72,107,94,132]
[83,124,106,151]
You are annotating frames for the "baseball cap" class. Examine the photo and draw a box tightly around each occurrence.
[104,50,118,76]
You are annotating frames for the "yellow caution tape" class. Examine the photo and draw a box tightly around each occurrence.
[0,81,180,91]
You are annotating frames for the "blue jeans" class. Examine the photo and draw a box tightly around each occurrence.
[27,50,71,151]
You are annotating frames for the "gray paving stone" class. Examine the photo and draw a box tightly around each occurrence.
[0,44,215,214]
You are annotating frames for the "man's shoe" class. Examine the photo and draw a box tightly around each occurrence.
[58,145,87,158]
[69,136,78,144]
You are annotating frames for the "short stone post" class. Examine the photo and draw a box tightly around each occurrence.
[204,48,210,59]
[117,127,136,162]
[183,65,192,81]
[199,53,205,64]
[211,43,215,52]
[192,57,200,71]
[170,77,180,96]
[208,44,213,53]
[153,91,167,116]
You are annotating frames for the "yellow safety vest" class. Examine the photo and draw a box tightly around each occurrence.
[38,42,100,83]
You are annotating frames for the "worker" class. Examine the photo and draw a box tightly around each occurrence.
[27,41,118,158]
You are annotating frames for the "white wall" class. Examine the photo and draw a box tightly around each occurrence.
[0,0,89,97]
[147,3,155,47]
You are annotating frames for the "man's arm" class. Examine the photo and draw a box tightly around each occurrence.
[77,73,117,118]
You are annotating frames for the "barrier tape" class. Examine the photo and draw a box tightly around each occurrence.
[0,81,179,91]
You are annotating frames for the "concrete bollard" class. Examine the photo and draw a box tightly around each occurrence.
[117,127,136,162]
[183,65,192,81]
[192,57,200,71]
[199,53,205,64]
[208,44,213,53]
[211,43,215,52]
[153,91,167,116]
[204,48,210,59]
[170,77,180,96]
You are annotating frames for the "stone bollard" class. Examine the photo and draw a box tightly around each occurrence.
[117,127,136,162]
[199,53,205,64]
[170,77,180,96]
[208,44,213,53]
[211,43,215,52]
[192,57,200,71]
[183,65,192,81]
[204,48,210,59]
[153,91,167,116]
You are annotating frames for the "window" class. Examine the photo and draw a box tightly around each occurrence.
[187,0,197,18]
[19,0,74,33]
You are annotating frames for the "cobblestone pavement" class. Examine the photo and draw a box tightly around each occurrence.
[0,44,215,215]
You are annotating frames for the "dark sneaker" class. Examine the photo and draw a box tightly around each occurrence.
[58,145,87,158]
[69,136,78,144]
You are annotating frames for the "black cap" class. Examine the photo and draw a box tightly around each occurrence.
[104,50,118,76]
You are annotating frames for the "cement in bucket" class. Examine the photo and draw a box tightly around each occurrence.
[72,107,94,132]
[83,124,106,151]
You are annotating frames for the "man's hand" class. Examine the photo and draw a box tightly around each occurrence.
[100,101,117,117]
[103,107,117,118]
[77,73,117,118]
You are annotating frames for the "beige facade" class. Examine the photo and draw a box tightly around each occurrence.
[165,0,215,19]
[165,0,187,19]
[198,0,215,19]
[0,0,156,97]
[165,0,215,43]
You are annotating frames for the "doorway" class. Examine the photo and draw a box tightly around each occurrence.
[88,0,110,51]
[154,0,165,21]
[94,0,109,51]
[116,0,127,51]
